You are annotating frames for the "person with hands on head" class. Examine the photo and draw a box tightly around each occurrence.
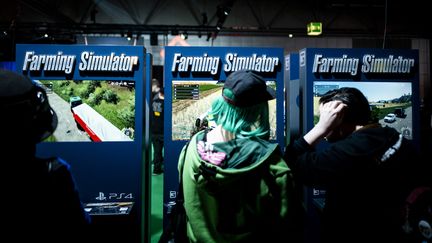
[303,100,347,147]
[284,87,426,243]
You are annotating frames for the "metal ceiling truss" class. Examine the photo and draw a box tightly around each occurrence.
[2,22,427,40]
[2,0,429,41]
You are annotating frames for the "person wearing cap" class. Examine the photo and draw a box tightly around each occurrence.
[0,70,90,242]
[177,70,299,242]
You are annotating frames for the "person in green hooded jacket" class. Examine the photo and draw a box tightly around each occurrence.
[178,70,300,243]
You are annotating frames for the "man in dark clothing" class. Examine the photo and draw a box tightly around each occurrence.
[151,79,164,174]
[0,70,90,242]
[284,87,428,243]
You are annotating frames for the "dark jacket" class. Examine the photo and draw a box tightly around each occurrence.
[284,125,426,243]
[180,130,296,243]
[5,157,90,242]
[151,92,164,135]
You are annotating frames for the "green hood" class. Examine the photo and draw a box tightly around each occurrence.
[182,130,281,193]
[178,130,293,243]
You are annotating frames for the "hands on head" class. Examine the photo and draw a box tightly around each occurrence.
[304,100,347,146]
[317,100,347,135]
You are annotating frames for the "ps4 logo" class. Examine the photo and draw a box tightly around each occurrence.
[95,192,133,201]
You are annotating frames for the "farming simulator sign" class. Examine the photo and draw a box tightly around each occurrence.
[15,44,147,218]
[22,51,139,74]
[163,46,285,227]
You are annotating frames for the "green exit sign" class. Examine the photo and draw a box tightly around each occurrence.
[307,22,322,36]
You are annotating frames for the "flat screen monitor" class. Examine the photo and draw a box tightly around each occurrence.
[38,79,135,142]
[313,81,413,139]
[171,80,277,141]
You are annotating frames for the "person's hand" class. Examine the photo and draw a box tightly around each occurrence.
[315,100,347,134]
[304,100,347,146]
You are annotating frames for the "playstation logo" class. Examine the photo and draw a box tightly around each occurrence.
[96,192,107,201]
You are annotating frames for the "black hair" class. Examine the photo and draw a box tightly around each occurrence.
[319,87,371,125]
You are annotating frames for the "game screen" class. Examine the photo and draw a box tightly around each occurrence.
[38,80,135,142]
[172,80,277,141]
[313,81,413,139]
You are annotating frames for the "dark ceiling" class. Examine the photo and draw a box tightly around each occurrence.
[0,0,429,46]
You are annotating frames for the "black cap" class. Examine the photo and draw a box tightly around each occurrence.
[0,69,58,142]
[222,70,276,107]
[0,70,34,98]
